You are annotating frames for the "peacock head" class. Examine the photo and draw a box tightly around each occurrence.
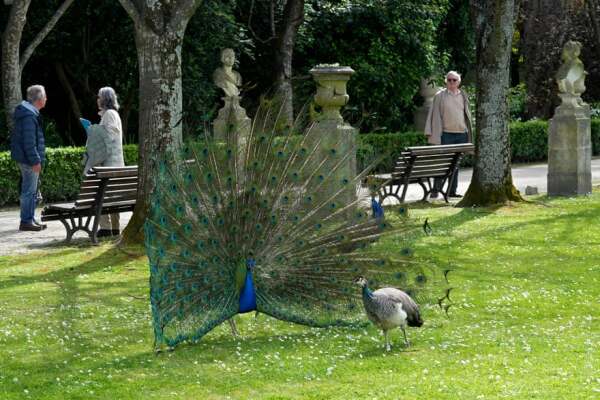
[353,276,368,288]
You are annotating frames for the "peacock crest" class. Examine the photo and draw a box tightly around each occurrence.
[144,104,448,350]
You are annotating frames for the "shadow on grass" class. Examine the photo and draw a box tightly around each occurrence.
[0,245,143,291]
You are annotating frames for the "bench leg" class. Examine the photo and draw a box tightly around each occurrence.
[58,219,75,243]
[56,215,95,244]
[91,216,100,245]
[400,182,410,203]
[417,179,428,202]
[441,178,450,203]
[378,183,402,204]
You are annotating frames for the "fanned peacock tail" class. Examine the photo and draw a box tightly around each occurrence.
[144,105,448,349]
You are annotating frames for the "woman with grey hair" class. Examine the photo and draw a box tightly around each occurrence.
[83,86,125,237]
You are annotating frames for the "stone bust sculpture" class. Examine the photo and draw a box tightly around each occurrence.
[213,48,242,98]
[556,40,586,99]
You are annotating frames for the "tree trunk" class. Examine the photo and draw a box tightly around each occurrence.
[117,0,201,243]
[1,0,30,132]
[459,0,523,207]
[54,62,81,144]
[1,0,75,132]
[272,0,305,128]
[586,0,600,58]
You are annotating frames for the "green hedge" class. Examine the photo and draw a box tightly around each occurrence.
[0,145,137,206]
[2,121,599,206]
[509,119,600,163]
[509,120,550,162]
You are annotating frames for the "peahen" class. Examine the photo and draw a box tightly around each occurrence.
[144,105,448,350]
[354,276,423,351]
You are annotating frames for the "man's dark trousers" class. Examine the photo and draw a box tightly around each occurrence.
[433,131,468,196]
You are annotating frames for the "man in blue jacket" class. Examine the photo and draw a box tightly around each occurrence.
[10,85,47,231]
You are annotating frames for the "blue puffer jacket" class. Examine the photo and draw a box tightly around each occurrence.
[10,101,45,166]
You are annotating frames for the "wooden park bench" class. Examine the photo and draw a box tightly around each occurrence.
[41,166,138,244]
[369,143,475,204]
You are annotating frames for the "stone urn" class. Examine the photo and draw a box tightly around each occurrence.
[419,77,439,107]
[309,65,355,122]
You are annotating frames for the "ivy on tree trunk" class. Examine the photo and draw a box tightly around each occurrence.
[459,0,523,207]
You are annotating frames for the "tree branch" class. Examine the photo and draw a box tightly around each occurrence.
[170,0,203,30]
[19,0,76,72]
[54,62,80,145]
[247,0,277,44]
[116,0,142,28]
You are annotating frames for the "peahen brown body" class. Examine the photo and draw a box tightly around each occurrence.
[355,276,423,351]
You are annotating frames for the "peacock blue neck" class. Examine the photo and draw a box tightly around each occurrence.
[238,259,257,313]
[362,285,373,299]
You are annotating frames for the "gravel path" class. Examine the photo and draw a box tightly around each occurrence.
[0,208,132,256]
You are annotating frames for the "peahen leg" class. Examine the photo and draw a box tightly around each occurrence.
[384,330,391,352]
[401,326,410,347]
[228,318,240,337]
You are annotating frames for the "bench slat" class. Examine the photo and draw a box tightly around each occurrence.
[75,193,137,207]
[407,144,474,156]
[95,170,138,179]
[76,189,138,202]
[79,182,138,195]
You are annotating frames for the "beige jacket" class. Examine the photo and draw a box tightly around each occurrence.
[424,88,473,145]
[83,109,124,173]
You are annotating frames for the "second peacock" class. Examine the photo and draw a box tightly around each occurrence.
[144,106,448,350]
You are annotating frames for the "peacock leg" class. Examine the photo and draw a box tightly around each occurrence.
[228,318,240,337]
[401,326,410,347]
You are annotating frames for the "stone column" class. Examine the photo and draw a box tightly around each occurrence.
[413,78,440,132]
[309,65,357,208]
[548,41,591,196]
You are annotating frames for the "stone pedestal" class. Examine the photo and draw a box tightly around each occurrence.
[548,41,591,197]
[547,99,591,196]
[309,65,357,209]
[413,78,439,132]
[213,96,251,142]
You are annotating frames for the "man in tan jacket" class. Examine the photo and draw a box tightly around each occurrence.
[424,71,473,198]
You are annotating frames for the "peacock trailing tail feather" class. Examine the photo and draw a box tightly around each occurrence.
[144,105,448,350]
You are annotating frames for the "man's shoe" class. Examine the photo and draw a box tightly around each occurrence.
[449,193,463,198]
[19,223,43,232]
[96,229,113,238]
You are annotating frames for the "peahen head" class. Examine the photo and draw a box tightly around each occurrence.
[353,276,368,288]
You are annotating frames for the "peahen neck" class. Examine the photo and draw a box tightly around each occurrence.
[362,285,373,299]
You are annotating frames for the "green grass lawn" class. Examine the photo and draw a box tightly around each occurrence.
[1,194,599,399]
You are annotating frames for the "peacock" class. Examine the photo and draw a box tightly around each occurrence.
[144,105,450,351]
[354,276,423,351]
